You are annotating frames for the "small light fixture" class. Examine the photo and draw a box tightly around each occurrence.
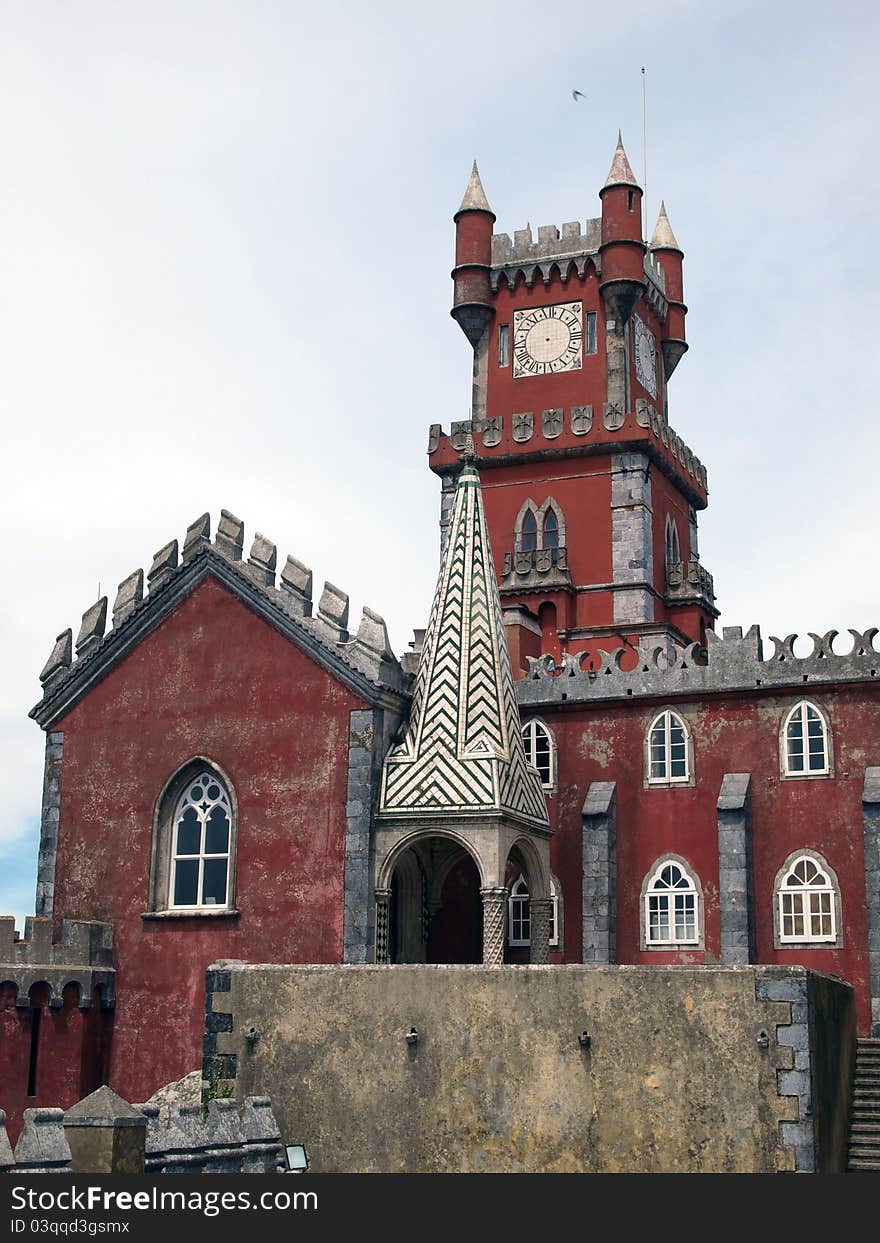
[578,1031,591,1050]
[244,1025,259,1046]
[756,1029,770,1049]
[405,1026,419,1046]
[285,1144,309,1173]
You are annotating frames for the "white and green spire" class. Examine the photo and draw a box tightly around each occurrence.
[380,458,548,828]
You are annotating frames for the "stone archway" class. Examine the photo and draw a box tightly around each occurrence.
[386,836,483,965]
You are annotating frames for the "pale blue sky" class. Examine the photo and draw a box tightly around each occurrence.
[1,0,878,925]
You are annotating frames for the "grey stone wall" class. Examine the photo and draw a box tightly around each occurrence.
[863,767,880,1035]
[717,773,753,965]
[582,781,616,964]
[343,708,379,964]
[610,451,655,625]
[210,962,852,1173]
[36,731,63,916]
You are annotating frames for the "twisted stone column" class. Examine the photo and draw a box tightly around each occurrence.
[374,889,391,965]
[481,887,507,965]
[529,898,553,965]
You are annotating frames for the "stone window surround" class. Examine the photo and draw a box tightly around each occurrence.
[644,706,695,788]
[513,497,567,554]
[146,756,239,918]
[521,716,557,792]
[639,853,705,951]
[779,699,833,781]
[772,847,843,950]
[664,514,681,572]
[506,872,563,951]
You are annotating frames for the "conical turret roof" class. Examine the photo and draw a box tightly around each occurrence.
[379,459,548,828]
[650,200,681,251]
[456,161,494,215]
[603,131,639,189]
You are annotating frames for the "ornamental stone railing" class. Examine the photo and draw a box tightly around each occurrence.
[666,559,716,609]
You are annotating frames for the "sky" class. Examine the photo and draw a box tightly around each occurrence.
[1,0,878,927]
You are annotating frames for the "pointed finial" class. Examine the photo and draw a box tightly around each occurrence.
[650,200,681,251]
[604,132,639,189]
[457,161,493,215]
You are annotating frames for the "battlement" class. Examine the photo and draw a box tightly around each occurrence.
[516,625,880,708]
[33,510,408,722]
[428,401,708,503]
[0,917,114,1008]
[489,219,666,309]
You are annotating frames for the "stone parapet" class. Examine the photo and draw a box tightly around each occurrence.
[517,624,880,707]
[0,917,114,1008]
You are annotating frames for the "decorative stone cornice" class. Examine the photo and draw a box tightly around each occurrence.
[31,511,409,728]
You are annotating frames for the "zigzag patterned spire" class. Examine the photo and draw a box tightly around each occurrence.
[380,462,548,827]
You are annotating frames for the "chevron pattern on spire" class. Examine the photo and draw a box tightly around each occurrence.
[380,463,548,827]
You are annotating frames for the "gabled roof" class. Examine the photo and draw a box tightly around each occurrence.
[379,460,548,828]
[31,511,408,729]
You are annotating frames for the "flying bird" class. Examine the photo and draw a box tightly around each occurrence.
[571,89,586,102]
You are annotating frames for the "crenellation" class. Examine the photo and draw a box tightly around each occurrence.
[182,513,211,562]
[517,624,880,708]
[0,917,115,1009]
[75,598,107,660]
[215,510,245,561]
[246,533,277,587]
[39,630,72,689]
[279,554,313,616]
[148,539,179,591]
[112,570,143,627]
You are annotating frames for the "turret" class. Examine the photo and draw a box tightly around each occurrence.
[650,201,688,378]
[451,161,496,348]
[598,133,646,326]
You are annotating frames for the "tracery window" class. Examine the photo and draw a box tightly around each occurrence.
[643,859,701,946]
[646,709,690,785]
[508,874,531,947]
[521,510,538,553]
[777,853,839,944]
[782,701,831,777]
[169,772,233,909]
[665,516,681,570]
[543,507,559,549]
[514,498,567,554]
[522,718,556,789]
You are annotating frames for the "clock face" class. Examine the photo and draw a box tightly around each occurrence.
[513,302,583,378]
[633,315,657,397]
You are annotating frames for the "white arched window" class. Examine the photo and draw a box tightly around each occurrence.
[777,853,839,944]
[782,701,831,777]
[643,859,701,946]
[169,771,233,909]
[508,874,530,946]
[522,718,556,788]
[506,874,560,948]
[646,710,690,785]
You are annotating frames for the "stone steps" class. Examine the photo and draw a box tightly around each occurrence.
[848,1041,880,1171]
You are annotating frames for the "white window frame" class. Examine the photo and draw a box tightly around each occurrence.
[506,874,560,949]
[549,877,560,948]
[645,709,692,786]
[508,873,530,947]
[642,858,702,948]
[168,771,233,911]
[522,718,556,790]
[774,850,841,947]
[781,700,832,779]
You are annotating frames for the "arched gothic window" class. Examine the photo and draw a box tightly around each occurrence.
[170,772,233,909]
[776,852,840,945]
[646,710,691,785]
[643,859,701,946]
[782,701,831,777]
[665,517,681,570]
[508,874,530,946]
[521,510,538,553]
[506,874,560,948]
[543,507,559,549]
[522,718,556,789]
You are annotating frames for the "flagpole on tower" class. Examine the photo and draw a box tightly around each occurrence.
[641,66,648,238]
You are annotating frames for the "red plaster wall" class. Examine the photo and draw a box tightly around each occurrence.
[537,683,880,1032]
[46,574,367,1110]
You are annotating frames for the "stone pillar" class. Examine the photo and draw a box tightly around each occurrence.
[604,318,628,411]
[14,1108,72,1173]
[717,773,754,965]
[610,453,654,625]
[529,899,553,965]
[0,1110,14,1173]
[582,782,617,963]
[36,731,63,916]
[374,889,391,964]
[63,1085,147,1174]
[343,708,377,964]
[481,887,507,965]
[863,768,880,1035]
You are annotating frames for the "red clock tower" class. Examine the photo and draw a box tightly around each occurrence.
[429,137,717,674]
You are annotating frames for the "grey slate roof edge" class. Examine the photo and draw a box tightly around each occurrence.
[31,548,410,729]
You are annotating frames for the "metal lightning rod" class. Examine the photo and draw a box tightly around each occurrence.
[641,66,648,239]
